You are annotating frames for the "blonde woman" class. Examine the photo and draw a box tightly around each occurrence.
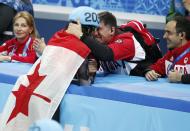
[0,11,37,63]
[0,0,34,45]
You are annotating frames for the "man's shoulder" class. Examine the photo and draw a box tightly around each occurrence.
[111,32,134,44]
[116,32,134,38]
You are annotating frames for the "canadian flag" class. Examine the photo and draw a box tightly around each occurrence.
[0,31,90,131]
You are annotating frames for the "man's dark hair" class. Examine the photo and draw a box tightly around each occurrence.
[173,16,190,40]
[81,25,96,36]
[98,11,117,28]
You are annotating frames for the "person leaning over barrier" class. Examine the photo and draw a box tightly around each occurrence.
[66,11,162,76]
[32,6,100,122]
[33,6,99,86]
[145,16,190,84]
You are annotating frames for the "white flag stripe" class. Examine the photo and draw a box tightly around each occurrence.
[35,46,85,95]
[0,40,89,131]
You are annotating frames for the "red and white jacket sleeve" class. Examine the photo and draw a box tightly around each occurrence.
[108,34,135,61]
[150,52,172,76]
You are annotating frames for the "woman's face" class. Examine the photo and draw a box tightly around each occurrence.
[13,17,32,41]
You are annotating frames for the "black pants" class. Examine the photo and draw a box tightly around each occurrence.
[0,3,16,45]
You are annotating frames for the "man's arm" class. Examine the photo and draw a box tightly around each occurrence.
[81,35,114,61]
[66,22,114,61]
[145,70,161,81]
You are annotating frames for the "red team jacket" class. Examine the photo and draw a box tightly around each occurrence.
[150,41,190,76]
[108,32,145,61]
[106,32,148,75]
[0,36,37,63]
[98,20,162,76]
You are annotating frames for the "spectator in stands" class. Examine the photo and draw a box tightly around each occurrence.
[0,11,38,63]
[145,16,190,84]
[66,11,162,76]
[167,0,190,22]
[183,0,190,20]
[0,0,33,45]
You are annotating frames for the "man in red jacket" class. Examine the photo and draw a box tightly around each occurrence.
[145,16,190,84]
[66,11,162,76]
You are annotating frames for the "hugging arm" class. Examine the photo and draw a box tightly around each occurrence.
[81,35,114,61]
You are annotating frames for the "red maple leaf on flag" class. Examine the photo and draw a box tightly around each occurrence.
[7,63,51,123]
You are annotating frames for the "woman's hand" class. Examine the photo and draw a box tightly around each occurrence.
[0,55,11,62]
[33,37,46,56]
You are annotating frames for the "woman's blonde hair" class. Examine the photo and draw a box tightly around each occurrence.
[13,11,38,38]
